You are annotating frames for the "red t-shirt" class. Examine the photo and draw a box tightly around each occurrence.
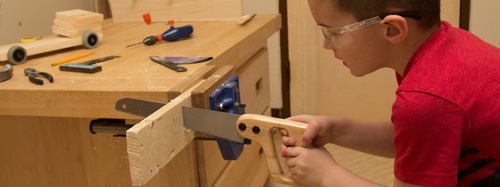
[392,21,500,186]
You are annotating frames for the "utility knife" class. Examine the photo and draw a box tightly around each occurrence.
[115,97,308,186]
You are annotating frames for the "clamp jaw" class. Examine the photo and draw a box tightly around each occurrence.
[208,75,251,160]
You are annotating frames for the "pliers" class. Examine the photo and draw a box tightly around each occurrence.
[24,68,54,85]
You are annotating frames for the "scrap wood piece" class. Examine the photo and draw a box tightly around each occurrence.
[126,81,201,186]
[52,9,104,38]
[55,9,104,25]
[126,65,236,186]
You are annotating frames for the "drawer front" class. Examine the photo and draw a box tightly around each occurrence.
[237,47,271,115]
[202,47,271,187]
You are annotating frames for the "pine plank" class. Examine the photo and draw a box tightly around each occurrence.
[126,81,201,186]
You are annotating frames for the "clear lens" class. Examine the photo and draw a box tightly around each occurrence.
[321,28,353,48]
[320,16,382,48]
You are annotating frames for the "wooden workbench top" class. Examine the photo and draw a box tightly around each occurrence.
[0,14,281,119]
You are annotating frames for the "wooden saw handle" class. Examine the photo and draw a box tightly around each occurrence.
[236,114,308,186]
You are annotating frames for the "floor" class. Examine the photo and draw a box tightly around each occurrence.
[268,144,394,186]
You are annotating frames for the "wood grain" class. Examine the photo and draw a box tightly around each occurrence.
[237,114,308,186]
[126,81,202,185]
[0,116,198,187]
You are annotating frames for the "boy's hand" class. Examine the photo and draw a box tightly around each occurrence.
[287,115,339,146]
[282,145,337,186]
[279,115,341,186]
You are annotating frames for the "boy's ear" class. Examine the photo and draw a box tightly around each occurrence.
[380,15,408,44]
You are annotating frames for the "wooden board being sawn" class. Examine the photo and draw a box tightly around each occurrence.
[0,14,281,119]
[126,66,236,185]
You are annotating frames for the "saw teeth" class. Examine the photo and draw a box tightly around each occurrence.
[116,108,147,118]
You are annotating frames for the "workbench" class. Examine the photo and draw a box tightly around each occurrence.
[0,14,281,187]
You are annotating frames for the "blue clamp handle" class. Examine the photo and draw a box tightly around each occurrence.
[209,75,251,160]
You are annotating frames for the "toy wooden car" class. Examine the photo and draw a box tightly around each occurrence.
[0,31,100,65]
[0,9,103,65]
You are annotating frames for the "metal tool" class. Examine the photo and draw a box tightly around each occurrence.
[126,23,194,47]
[149,56,187,72]
[24,68,53,85]
[115,97,309,186]
[75,55,120,65]
[0,64,13,83]
[59,64,102,74]
[59,55,120,74]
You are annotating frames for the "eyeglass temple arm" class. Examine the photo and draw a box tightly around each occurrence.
[378,11,423,20]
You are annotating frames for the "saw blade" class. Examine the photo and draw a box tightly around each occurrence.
[115,98,165,117]
[182,106,244,143]
[115,98,245,143]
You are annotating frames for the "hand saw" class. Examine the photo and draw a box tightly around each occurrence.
[115,97,309,186]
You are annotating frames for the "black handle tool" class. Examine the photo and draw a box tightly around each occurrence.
[24,68,54,85]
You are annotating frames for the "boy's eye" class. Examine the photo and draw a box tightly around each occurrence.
[328,32,341,37]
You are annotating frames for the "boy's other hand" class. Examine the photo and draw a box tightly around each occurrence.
[283,145,337,186]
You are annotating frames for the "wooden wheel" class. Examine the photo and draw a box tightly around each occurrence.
[7,45,27,65]
[82,31,99,48]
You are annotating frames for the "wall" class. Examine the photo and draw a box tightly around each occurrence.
[0,0,94,44]
[288,0,461,120]
[470,0,500,47]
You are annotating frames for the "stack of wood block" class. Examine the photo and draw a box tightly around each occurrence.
[52,9,104,38]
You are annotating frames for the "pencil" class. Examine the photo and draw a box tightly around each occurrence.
[51,51,94,66]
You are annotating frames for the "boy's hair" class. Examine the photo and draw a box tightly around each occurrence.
[334,0,441,30]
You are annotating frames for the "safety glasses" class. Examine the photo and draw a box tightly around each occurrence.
[320,11,422,49]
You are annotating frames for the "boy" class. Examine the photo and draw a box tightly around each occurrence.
[281,0,500,186]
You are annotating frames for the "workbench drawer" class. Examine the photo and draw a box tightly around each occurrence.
[201,47,271,187]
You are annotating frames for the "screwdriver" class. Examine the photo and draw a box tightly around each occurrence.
[126,35,160,47]
[126,20,194,47]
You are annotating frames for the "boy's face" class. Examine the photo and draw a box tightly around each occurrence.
[307,0,389,77]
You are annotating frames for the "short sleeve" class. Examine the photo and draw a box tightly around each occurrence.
[392,91,469,186]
